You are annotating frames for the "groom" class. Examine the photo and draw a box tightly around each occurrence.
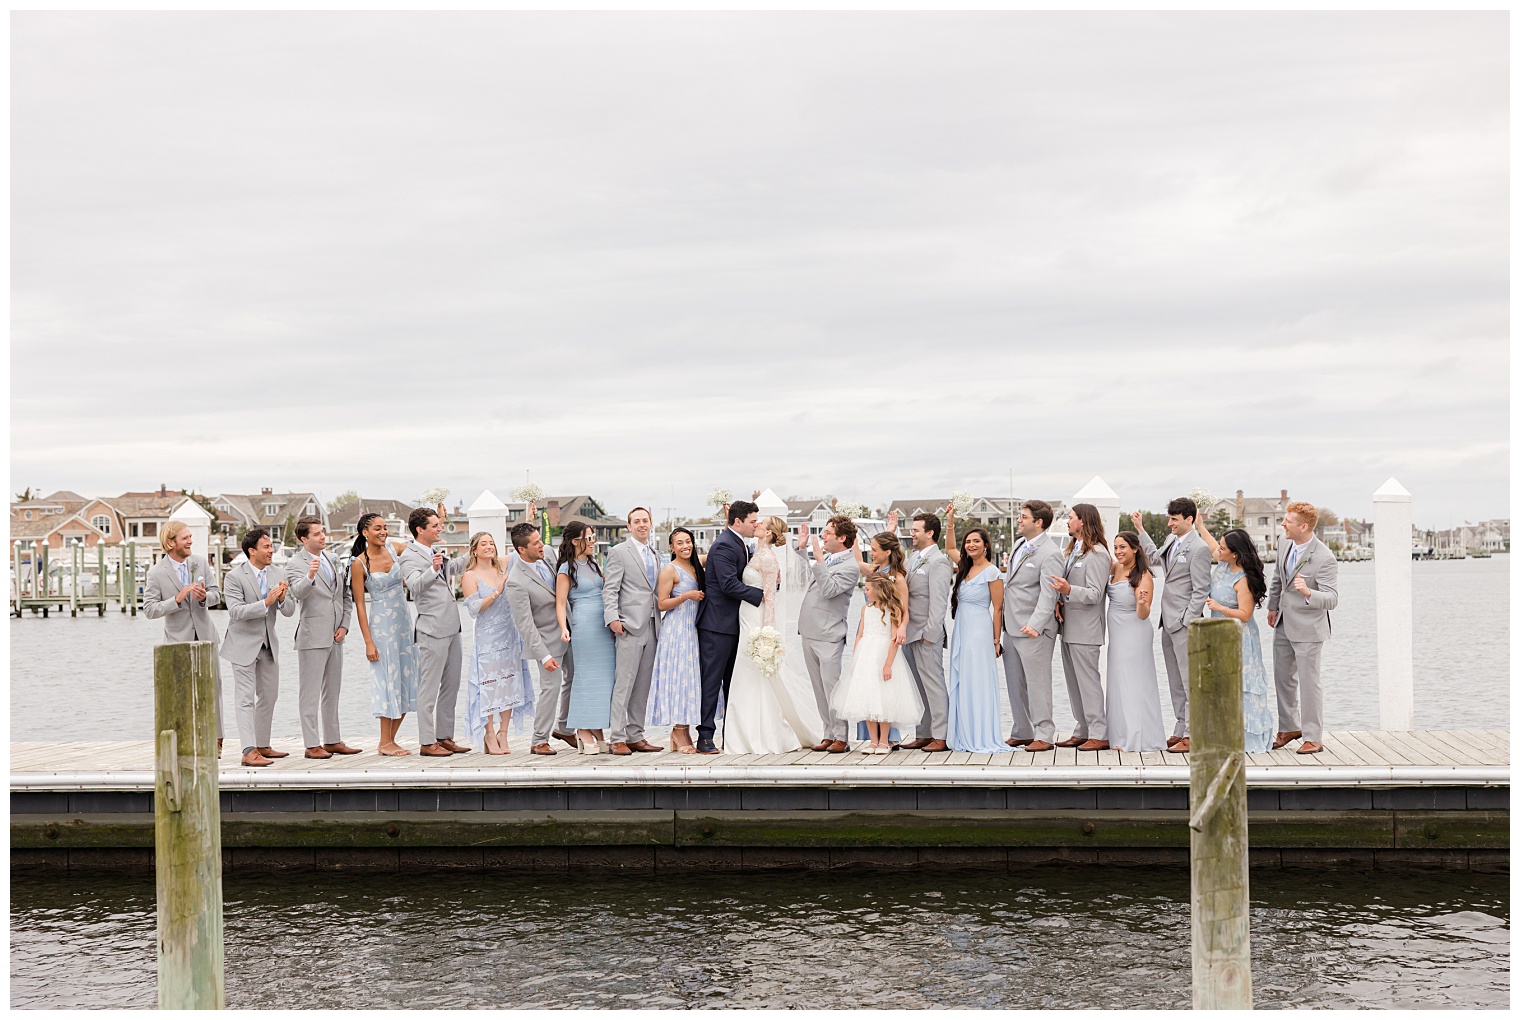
[695,500,764,754]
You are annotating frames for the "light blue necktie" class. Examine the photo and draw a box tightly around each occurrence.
[1287,544,1300,573]
[643,544,657,588]
[908,550,922,572]
[537,561,554,587]
[257,568,268,599]
[178,561,190,587]
[319,553,334,584]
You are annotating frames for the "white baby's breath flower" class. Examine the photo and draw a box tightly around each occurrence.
[1188,487,1218,513]
[705,487,734,512]
[834,500,868,520]
[950,490,975,516]
[511,483,546,504]
[419,486,451,506]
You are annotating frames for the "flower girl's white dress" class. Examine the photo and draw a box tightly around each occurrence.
[833,604,923,725]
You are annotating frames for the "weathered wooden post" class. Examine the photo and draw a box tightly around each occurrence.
[69,540,80,617]
[1373,478,1414,730]
[126,540,139,616]
[154,641,225,1009]
[1187,616,1252,1010]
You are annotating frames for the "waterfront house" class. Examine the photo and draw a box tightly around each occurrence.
[326,498,416,550]
[1230,489,1290,557]
[211,488,326,547]
[10,491,123,551]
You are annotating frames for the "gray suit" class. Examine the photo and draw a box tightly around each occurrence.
[287,547,353,748]
[603,538,662,745]
[1267,537,1339,743]
[903,544,953,741]
[1137,528,1211,738]
[220,561,294,751]
[792,543,859,742]
[1000,531,1064,743]
[1057,543,1111,742]
[400,540,467,746]
[505,555,574,746]
[144,554,224,738]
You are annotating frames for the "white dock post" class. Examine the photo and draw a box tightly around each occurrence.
[1373,478,1414,730]
[466,490,510,561]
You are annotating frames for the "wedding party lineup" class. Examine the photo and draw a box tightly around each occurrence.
[144,491,1338,768]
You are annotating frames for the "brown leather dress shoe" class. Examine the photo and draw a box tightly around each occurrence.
[1055,737,1086,748]
[610,742,633,755]
[323,742,362,755]
[1272,730,1302,750]
[241,751,272,767]
[811,741,834,752]
[304,746,333,759]
[420,743,453,757]
[439,738,472,754]
[1296,741,1325,755]
[628,740,662,752]
[1006,738,1033,748]
[1166,735,1182,748]
[1025,740,1055,752]
[552,730,579,749]
[898,738,932,750]
[530,743,556,755]
[1166,738,1190,753]
[826,740,850,753]
[257,746,289,758]
[1076,740,1110,751]
[922,739,950,752]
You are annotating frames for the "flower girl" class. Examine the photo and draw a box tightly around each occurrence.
[834,574,923,754]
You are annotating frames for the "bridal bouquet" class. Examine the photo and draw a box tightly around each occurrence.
[834,500,868,520]
[705,487,733,513]
[511,482,545,504]
[747,625,786,678]
[1188,487,1218,514]
[950,490,975,516]
[420,486,451,506]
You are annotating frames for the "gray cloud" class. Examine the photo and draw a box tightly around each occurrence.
[11,12,1507,527]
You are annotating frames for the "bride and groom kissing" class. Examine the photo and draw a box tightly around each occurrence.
[692,498,917,755]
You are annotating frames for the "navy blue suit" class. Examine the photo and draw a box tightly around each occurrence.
[696,528,763,747]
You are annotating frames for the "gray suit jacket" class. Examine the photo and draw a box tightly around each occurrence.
[1137,529,1211,634]
[601,538,661,637]
[905,544,953,645]
[220,561,294,666]
[791,543,858,643]
[1002,531,1064,639]
[1267,537,1338,642]
[143,554,222,645]
[286,548,353,651]
[505,556,569,662]
[400,540,466,641]
[1058,542,1110,646]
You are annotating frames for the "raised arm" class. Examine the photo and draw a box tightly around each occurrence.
[943,505,960,565]
[1303,554,1339,611]
[141,566,183,621]
[1195,516,1220,559]
[225,571,267,623]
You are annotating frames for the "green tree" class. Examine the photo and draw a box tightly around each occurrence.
[327,490,360,514]
[1132,510,1171,546]
[178,487,221,529]
[13,486,34,502]
[1205,505,1233,535]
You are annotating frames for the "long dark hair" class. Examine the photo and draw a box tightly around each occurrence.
[1220,528,1267,607]
[1113,531,1152,589]
[667,526,705,591]
[351,512,381,559]
[950,526,994,618]
[556,521,601,588]
[872,530,906,578]
[1066,503,1108,556]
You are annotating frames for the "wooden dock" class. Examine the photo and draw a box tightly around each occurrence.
[13,729,1508,874]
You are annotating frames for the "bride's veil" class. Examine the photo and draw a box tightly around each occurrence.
[770,520,824,742]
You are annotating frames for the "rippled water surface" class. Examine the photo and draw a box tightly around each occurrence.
[10,869,1509,1009]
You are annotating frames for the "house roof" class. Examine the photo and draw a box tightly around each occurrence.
[42,490,86,503]
[213,491,323,528]
[329,499,415,530]
[108,490,189,518]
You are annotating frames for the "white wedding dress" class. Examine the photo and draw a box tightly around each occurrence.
[721,542,824,754]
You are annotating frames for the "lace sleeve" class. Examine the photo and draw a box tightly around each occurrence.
[760,549,780,628]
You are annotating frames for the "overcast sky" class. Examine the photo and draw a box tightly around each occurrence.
[11,12,1507,528]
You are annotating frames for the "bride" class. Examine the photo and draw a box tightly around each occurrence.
[722,516,824,753]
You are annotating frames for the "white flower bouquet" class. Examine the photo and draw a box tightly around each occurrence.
[1188,487,1218,514]
[747,625,786,678]
[419,486,451,506]
[511,482,545,505]
[705,487,733,513]
[950,490,975,516]
[834,500,868,519]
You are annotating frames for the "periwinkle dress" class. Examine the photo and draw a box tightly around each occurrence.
[946,566,1008,753]
[362,555,418,719]
[1105,580,1166,751]
[463,577,534,744]
[648,567,701,726]
[1209,564,1273,753]
[561,559,616,730]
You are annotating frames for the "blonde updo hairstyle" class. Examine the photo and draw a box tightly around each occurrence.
[759,516,788,547]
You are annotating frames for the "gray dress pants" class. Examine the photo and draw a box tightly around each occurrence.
[802,636,847,741]
[297,644,344,747]
[1158,625,1190,738]
[1003,629,1057,743]
[1060,640,1105,741]
[233,646,279,752]
[1273,629,1325,743]
[415,631,462,746]
[531,651,575,746]
[903,639,948,741]
[610,626,658,745]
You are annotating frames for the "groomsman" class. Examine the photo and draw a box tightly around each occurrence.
[1049,504,1111,751]
[400,506,470,757]
[505,521,577,756]
[1267,501,1339,754]
[144,521,224,755]
[1133,498,1212,753]
[603,507,664,755]
[793,515,860,753]
[220,528,294,767]
[899,511,953,752]
[1001,500,1065,752]
[286,515,359,759]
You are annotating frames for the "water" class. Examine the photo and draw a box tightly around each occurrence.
[8,868,1508,1009]
[9,556,1509,742]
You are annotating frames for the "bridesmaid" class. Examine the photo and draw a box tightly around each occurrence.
[462,532,534,754]
[1105,532,1166,752]
[349,513,419,756]
[556,521,616,754]
[942,507,1008,754]
[1195,520,1273,753]
[648,526,705,754]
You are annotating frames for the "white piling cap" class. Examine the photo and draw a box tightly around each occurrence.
[1072,476,1119,502]
[1373,478,1411,502]
[467,490,509,514]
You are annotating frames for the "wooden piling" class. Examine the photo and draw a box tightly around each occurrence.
[1187,617,1252,1010]
[153,641,225,1009]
